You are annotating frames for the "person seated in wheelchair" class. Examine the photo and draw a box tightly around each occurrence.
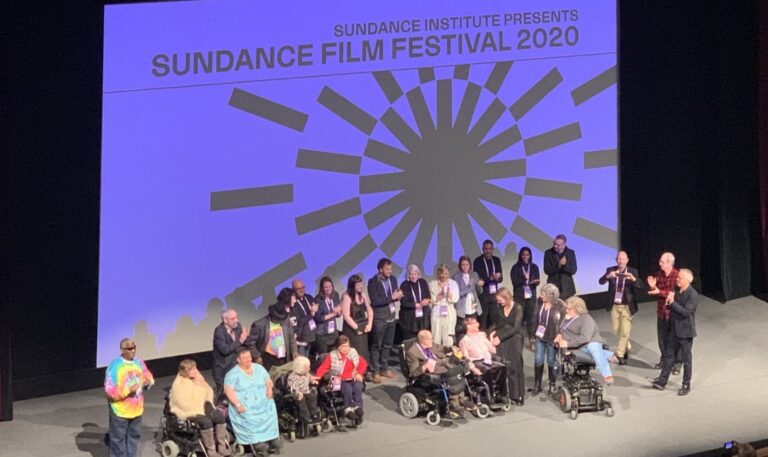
[458,316,507,399]
[553,296,619,384]
[313,335,368,425]
[169,359,230,457]
[406,329,475,419]
[286,356,322,426]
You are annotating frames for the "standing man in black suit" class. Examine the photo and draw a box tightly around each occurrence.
[473,240,503,330]
[598,251,643,364]
[648,269,698,396]
[212,308,248,397]
[367,258,403,384]
[291,278,318,358]
[543,234,578,299]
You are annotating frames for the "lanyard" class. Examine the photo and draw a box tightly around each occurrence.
[539,305,551,326]
[410,281,422,303]
[382,278,391,297]
[417,344,434,360]
[560,315,579,331]
[522,263,530,284]
[484,257,495,277]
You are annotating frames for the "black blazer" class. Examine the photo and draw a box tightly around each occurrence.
[472,255,503,296]
[669,286,698,338]
[543,247,577,298]
[292,294,317,343]
[212,322,243,385]
[398,278,432,332]
[314,291,340,336]
[367,275,399,320]
[244,315,297,360]
[598,266,644,315]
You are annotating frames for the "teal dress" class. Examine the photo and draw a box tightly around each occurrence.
[224,364,279,444]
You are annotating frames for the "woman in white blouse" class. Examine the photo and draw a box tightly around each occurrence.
[429,264,460,347]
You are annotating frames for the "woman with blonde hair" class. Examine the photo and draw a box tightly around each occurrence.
[169,359,229,457]
[429,264,459,347]
[489,287,526,405]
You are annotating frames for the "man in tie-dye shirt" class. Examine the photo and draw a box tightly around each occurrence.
[104,338,154,457]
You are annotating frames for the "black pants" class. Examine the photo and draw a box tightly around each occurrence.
[521,297,537,339]
[188,402,226,429]
[657,318,683,364]
[658,335,693,386]
[296,391,319,421]
[261,352,287,372]
[478,295,495,330]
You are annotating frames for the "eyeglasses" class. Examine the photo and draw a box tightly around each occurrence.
[122,346,137,351]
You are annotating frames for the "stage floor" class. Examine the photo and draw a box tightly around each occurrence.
[3,295,767,457]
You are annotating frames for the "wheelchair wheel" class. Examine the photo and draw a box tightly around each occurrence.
[398,392,420,419]
[475,404,491,419]
[569,409,578,420]
[558,387,572,413]
[187,451,196,457]
[499,397,512,412]
[605,406,615,417]
[231,443,246,457]
[160,440,179,457]
[425,410,441,426]
[288,430,296,442]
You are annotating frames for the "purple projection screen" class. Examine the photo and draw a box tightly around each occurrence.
[98,0,617,365]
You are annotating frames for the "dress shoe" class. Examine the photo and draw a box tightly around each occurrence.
[617,357,627,366]
[646,377,665,390]
[372,373,382,384]
[672,364,681,375]
[678,384,690,396]
[364,372,374,382]
[380,370,397,379]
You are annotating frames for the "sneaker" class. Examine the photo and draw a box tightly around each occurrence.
[672,364,681,375]
[678,384,690,396]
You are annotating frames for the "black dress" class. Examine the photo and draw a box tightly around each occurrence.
[342,292,370,363]
[492,303,525,402]
[398,278,432,340]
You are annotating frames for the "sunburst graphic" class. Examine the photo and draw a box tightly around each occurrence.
[214,60,617,308]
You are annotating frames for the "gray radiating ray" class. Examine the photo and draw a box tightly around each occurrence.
[467,98,506,146]
[373,71,403,103]
[228,88,308,132]
[573,217,619,249]
[359,171,409,194]
[224,252,307,309]
[481,159,526,180]
[584,149,618,169]
[363,190,410,229]
[477,125,522,161]
[317,86,377,134]
[408,217,435,272]
[296,149,361,174]
[418,67,435,83]
[364,139,411,170]
[380,108,423,152]
[320,235,378,280]
[523,122,582,156]
[524,178,582,201]
[571,65,617,106]
[406,87,436,141]
[453,64,470,80]
[437,218,453,266]
[509,216,552,252]
[295,198,361,235]
[467,199,507,243]
[453,83,482,134]
[478,182,523,212]
[453,213,480,259]
[210,184,293,211]
[380,207,421,257]
[484,61,513,94]
[436,79,452,131]
[509,67,564,120]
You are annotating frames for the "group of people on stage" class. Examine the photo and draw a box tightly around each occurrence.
[103,235,699,457]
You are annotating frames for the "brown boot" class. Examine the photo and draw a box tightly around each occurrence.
[200,428,223,457]
[214,423,231,456]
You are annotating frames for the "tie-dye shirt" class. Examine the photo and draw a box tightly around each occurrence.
[104,356,154,419]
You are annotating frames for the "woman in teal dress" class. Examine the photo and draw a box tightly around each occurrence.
[224,347,281,454]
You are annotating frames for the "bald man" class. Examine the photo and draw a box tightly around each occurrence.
[647,252,682,372]
[599,251,643,364]
[292,278,319,358]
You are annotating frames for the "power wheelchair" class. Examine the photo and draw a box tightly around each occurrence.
[554,344,615,420]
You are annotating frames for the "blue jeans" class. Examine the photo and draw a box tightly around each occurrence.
[370,319,396,373]
[534,339,556,367]
[580,342,614,378]
[109,408,142,457]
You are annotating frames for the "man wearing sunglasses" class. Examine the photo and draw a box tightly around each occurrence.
[104,338,155,457]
